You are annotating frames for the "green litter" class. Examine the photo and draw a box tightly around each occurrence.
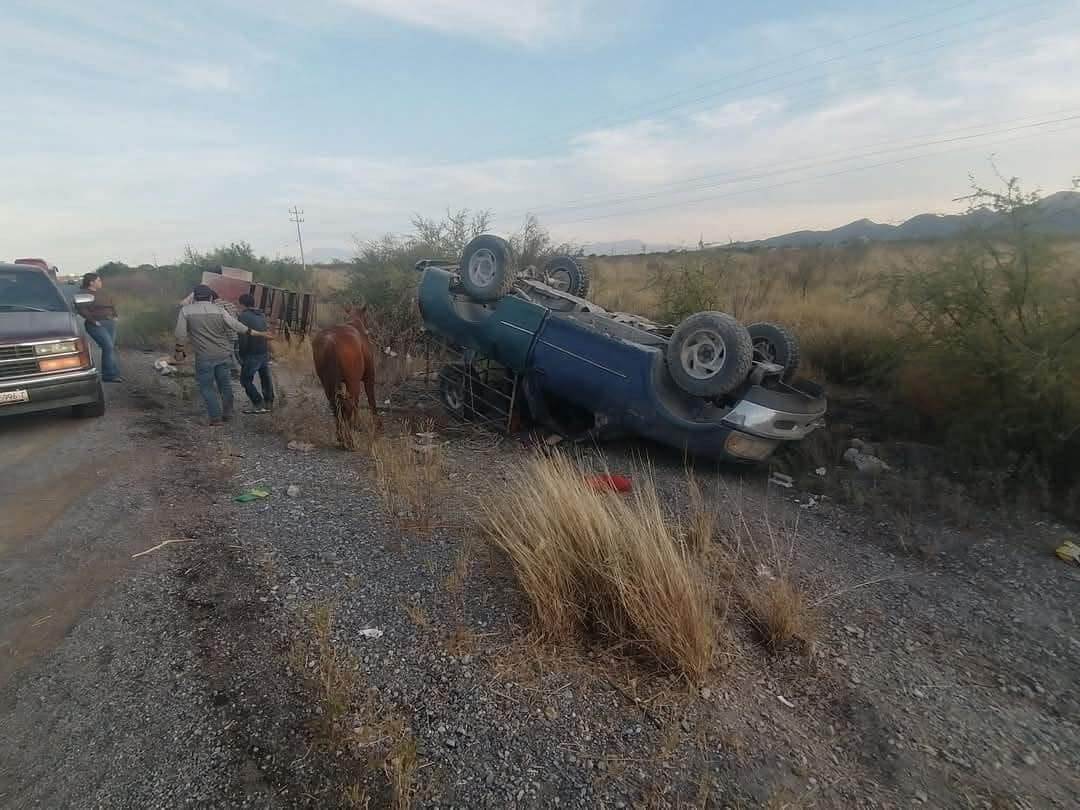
[234,487,271,503]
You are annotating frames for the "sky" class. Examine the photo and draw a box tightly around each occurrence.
[1,0,1078,270]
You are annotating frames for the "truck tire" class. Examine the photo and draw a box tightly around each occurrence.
[438,363,477,419]
[747,321,800,381]
[73,381,106,418]
[459,235,515,302]
[542,255,590,298]
[666,312,753,398]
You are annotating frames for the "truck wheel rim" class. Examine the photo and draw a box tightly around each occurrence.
[468,249,497,288]
[752,337,776,363]
[548,269,571,292]
[680,329,727,379]
[444,381,464,411]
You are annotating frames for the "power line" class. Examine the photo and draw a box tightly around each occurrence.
[537,116,1080,227]
[490,5,1072,224]
[575,0,1049,137]
[586,0,981,126]
[480,0,1048,165]
[289,206,306,271]
[502,10,1068,218]
[406,0,1020,168]
[500,109,1080,222]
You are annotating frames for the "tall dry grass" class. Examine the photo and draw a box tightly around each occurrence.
[721,503,821,650]
[481,452,717,680]
[588,246,904,385]
[370,420,448,532]
[267,374,337,446]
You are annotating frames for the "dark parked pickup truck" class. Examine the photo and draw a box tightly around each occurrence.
[0,262,105,419]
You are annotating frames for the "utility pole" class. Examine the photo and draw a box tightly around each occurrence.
[289,206,306,271]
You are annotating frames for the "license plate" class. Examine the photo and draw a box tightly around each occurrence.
[0,389,30,405]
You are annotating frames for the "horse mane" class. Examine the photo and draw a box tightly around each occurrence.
[342,302,370,336]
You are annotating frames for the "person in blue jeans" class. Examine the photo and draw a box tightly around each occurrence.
[174,285,272,426]
[236,293,275,413]
[77,272,123,382]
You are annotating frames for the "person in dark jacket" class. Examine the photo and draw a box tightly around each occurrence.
[175,285,270,425]
[236,293,275,413]
[77,272,123,382]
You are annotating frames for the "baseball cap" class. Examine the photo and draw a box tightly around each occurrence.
[192,284,219,302]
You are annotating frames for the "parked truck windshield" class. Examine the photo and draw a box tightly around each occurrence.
[0,268,69,312]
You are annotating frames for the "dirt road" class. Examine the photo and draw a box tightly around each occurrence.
[0,381,247,808]
[0,392,151,687]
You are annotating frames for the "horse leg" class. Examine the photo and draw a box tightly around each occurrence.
[337,370,367,442]
[363,367,378,415]
[362,372,381,431]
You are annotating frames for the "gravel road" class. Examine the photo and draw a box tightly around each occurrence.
[2,354,1078,809]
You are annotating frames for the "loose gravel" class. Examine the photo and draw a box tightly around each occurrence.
[2,356,1077,808]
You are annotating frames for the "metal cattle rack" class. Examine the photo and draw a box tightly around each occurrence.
[417,331,523,435]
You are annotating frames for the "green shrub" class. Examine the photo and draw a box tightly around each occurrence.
[889,178,1080,496]
[342,210,497,348]
[653,262,720,324]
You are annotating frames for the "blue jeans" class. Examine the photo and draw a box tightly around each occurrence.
[86,319,120,380]
[195,356,234,421]
[240,353,274,408]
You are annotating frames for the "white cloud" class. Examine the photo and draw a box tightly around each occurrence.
[338,0,597,45]
[1,3,262,93]
[174,64,237,92]
[691,97,786,130]
[2,3,1079,270]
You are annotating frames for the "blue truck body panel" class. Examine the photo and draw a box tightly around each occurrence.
[418,267,826,462]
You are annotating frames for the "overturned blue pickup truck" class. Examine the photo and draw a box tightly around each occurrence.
[416,235,826,464]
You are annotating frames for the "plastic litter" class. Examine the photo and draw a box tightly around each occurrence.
[234,487,270,503]
[815,467,827,477]
[843,447,892,476]
[585,474,632,493]
[769,472,794,489]
[153,357,178,375]
[1055,540,1080,565]
[286,485,300,498]
[358,628,384,639]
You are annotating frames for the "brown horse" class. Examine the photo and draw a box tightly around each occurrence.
[312,304,378,443]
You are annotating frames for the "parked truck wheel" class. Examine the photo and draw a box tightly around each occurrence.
[438,364,476,419]
[747,321,800,381]
[72,381,107,418]
[542,255,590,298]
[666,312,753,398]
[459,235,515,302]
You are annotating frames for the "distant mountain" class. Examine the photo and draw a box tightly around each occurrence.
[582,239,682,256]
[739,190,1080,249]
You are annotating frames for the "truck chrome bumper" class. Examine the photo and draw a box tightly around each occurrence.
[722,398,826,441]
[0,367,99,390]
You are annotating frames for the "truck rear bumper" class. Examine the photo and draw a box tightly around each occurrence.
[723,381,827,441]
[0,368,101,417]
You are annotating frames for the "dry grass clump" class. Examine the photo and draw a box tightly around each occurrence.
[288,603,361,746]
[268,377,336,446]
[384,734,418,810]
[271,339,316,373]
[743,576,817,649]
[370,420,448,532]
[481,452,717,680]
[289,604,418,808]
[725,510,820,650]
